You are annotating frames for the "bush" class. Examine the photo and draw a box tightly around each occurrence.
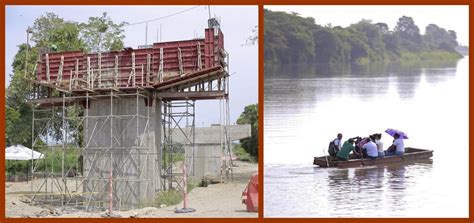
[154,180,198,207]
[5,146,80,176]
[233,143,256,162]
[237,104,258,159]
[155,189,182,207]
[163,152,184,167]
[35,147,80,173]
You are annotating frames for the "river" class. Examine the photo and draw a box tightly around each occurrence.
[263,57,469,217]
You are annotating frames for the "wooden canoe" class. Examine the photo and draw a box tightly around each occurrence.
[313,147,433,168]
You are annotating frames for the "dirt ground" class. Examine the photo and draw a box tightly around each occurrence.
[5,161,258,218]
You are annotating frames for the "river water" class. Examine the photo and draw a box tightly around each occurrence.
[264,58,469,217]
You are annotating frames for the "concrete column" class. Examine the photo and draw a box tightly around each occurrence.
[83,94,161,209]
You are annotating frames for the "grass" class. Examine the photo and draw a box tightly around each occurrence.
[233,144,256,163]
[154,189,182,207]
[398,50,463,63]
[163,153,185,167]
[154,179,199,207]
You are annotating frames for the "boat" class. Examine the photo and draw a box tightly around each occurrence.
[313,147,433,168]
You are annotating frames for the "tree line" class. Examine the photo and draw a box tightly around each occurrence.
[6,12,126,147]
[264,9,463,65]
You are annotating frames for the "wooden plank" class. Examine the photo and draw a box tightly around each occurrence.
[154,66,223,90]
[157,91,226,100]
[46,54,50,82]
[28,97,77,104]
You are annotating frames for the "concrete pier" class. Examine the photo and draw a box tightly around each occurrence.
[82,94,161,209]
[172,124,251,179]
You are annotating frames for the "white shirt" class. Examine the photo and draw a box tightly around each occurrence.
[334,138,342,149]
[363,141,378,157]
[375,140,384,152]
[393,138,405,153]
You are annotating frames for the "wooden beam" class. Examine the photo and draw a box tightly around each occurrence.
[46,54,50,82]
[157,91,227,100]
[159,48,164,83]
[28,97,78,104]
[98,52,102,88]
[114,55,119,88]
[154,66,223,91]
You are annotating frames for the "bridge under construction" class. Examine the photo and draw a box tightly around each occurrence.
[27,18,234,211]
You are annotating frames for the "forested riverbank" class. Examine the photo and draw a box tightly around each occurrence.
[264,9,463,66]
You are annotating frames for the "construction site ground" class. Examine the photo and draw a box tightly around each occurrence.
[5,160,258,218]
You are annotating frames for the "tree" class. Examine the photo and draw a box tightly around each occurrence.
[375,22,389,35]
[383,32,401,56]
[264,9,462,69]
[350,20,386,61]
[5,106,21,146]
[30,12,85,52]
[6,12,127,148]
[236,104,258,158]
[243,25,258,46]
[424,24,458,51]
[394,16,422,51]
[80,12,127,52]
[6,44,38,146]
[314,27,340,63]
[264,9,317,64]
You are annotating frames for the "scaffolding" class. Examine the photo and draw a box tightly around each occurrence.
[161,100,195,191]
[26,20,232,212]
[29,89,156,210]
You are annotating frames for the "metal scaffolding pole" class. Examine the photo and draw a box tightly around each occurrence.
[30,88,153,211]
[161,100,195,192]
[26,24,229,212]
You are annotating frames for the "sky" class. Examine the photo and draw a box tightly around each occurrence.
[5,5,258,127]
[265,5,469,46]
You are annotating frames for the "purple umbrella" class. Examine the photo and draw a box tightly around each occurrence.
[385,128,408,139]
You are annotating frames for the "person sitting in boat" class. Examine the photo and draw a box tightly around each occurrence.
[375,133,384,158]
[385,133,405,156]
[355,137,370,158]
[362,135,379,159]
[328,133,343,157]
[336,137,359,161]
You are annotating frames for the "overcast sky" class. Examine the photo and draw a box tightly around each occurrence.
[5,5,258,126]
[265,5,469,46]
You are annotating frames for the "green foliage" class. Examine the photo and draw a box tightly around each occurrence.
[233,143,256,162]
[5,147,80,176]
[236,104,258,159]
[187,179,198,192]
[34,147,80,174]
[163,152,185,167]
[394,16,423,51]
[6,12,127,147]
[264,10,317,64]
[5,160,29,176]
[6,106,22,146]
[264,10,462,66]
[154,181,197,207]
[424,24,458,51]
[31,12,85,52]
[399,50,463,63]
[80,12,127,52]
[154,189,182,207]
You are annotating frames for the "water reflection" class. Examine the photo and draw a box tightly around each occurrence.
[265,60,458,102]
[264,58,468,217]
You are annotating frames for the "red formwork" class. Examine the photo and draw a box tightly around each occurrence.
[36,28,226,89]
